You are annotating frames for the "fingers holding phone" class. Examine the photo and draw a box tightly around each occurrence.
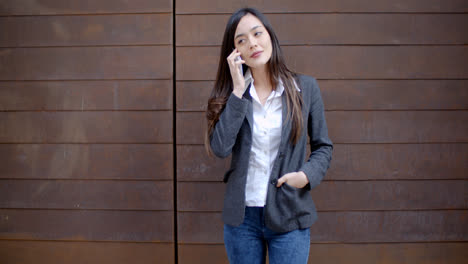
[227,49,246,97]
[235,55,243,76]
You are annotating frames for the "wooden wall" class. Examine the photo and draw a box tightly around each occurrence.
[1,0,467,263]
[0,1,174,263]
[175,0,468,263]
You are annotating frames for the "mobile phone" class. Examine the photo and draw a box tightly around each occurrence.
[236,56,243,75]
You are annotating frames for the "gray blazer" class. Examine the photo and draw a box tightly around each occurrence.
[210,74,333,233]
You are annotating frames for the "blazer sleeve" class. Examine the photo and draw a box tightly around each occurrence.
[209,92,250,158]
[299,77,334,191]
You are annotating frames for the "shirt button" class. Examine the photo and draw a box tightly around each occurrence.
[270,179,277,185]
[263,131,267,135]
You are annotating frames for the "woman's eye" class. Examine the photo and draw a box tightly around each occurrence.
[237,39,245,44]
[255,31,262,36]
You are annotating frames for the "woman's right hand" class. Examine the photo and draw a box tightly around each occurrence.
[227,48,246,98]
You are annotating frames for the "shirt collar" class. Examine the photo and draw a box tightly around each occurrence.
[244,67,301,96]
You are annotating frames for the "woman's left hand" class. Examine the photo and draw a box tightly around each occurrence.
[276,171,309,188]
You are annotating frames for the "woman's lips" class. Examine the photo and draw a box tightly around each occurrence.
[250,51,263,58]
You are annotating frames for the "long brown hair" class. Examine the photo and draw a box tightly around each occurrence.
[205,7,303,155]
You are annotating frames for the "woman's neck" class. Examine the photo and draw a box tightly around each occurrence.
[251,65,272,94]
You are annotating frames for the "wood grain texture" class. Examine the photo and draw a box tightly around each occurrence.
[0,0,172,15]
[0,241,175,264]
[0,46,172,80]
[327,111,468,143]
[177,180,468,211]
[176,111,468,144]
[178,243,468,264]
[1,180,173,210]
[176,0,468,14]
[177,145,229,181]
[176,46,468,80]
[0,14,172,47]
[0,0,176,262]
[0,209,174,242]
[319,80,468,111]
[176,80,468,111]
[178,210,468,243]
[177,14,468,46]
[0,144,173,180]
[328,143,468,180]
[0,111,173,143]
[0,80,172,111]
[178,244,228,264]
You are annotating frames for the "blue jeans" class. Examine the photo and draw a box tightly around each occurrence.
[223,206,310,264]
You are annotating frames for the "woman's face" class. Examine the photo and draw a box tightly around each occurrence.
[234,13,272,69]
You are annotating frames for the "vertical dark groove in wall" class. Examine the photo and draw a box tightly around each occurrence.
[172,1,178,263]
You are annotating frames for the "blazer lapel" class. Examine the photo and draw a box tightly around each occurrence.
[279,77,302,150]
[242,83,254,130]
[279,92,291,150]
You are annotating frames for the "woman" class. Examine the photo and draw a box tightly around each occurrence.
[205,7,333,264]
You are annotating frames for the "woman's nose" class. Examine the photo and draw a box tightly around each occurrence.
[249,36,258,49]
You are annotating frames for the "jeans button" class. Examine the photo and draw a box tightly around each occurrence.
[270,179,277,185]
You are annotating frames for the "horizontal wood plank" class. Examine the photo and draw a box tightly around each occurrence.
[176,46,468,80]
[176,112,206,144]
[177,14,468,46]
[0,0,172,15]
[0,209,173,242]
[0,80,172,111]
[176,81,212,111]
[178,243,468,264]
[0,46,172,80]
[177,144,468,181]
[329,143,468,180]
[0,14,172,47]
[0,180,173,210]
[327,111,468,143]
[0,241,175,264]
[0,111,173,143]
[177,180,468,211]
[176,111,468,144]
[178,244,228,264]
[1,144,173,180]
[320,80,468,111]
[178,210,468,243]
[177,145,229,181]
[176,80,468,111]
[176,0,468,14]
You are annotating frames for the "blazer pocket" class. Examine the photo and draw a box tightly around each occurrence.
[223,168,235,183]
[278,182,313,219]
[283,181,301,190]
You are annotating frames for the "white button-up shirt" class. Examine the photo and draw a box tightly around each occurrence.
[244,68,300,206]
